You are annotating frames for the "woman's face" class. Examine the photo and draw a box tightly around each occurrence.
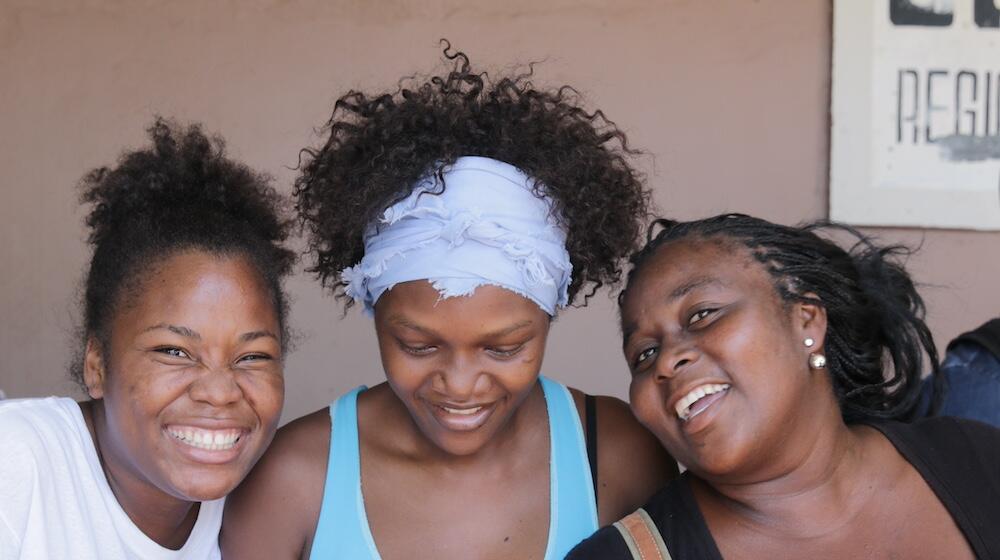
[374,281,551,456]
[85,251,284,501]
[621,238,826,479]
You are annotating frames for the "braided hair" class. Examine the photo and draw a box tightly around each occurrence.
[621,214,941,422]
[73,118,296,385]
[295,42,650,310]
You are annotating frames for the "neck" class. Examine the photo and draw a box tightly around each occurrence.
[697,397,877,538]
[82,400,200,550]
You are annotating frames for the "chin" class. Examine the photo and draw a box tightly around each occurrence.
[681,446,750,480]
[176,482,237,502]
[168,469,244,502]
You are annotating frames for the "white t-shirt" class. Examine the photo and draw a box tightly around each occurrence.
[0,397,224,559]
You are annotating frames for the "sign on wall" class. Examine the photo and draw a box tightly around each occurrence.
[831,0,1000,230]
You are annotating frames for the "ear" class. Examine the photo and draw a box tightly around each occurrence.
[83,338,107,399]
[792,292,827,352]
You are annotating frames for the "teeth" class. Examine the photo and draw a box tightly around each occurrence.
[167,427,242,451]
[442,405,483,416]
[675,383,730,422]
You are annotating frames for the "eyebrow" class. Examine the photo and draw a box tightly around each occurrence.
[389,316,438,337]
[481,320,533,339]
[621,276,727,348]
[238,330,280,343]
[388,316,533,339]
[668,276,726,302]
[143,323,201,340]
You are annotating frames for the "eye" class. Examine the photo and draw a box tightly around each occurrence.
[400,342,437,356]
[688,308,717,326]
[155,347,190,359]
[633,346,658,369]
[486,343,525,359]
[237,353,272,364]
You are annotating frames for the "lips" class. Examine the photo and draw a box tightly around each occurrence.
[441,405,483,416]
[164,424,250,464]
[673,383,731,422]
[427,401,497,432]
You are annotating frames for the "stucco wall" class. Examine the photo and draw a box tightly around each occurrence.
[2,0,997,421]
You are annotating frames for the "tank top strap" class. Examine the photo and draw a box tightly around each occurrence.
[539,376,600,559]
[310,386,382,560]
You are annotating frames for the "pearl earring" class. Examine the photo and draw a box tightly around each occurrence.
[804,338,815,348]
[809,353,827,369]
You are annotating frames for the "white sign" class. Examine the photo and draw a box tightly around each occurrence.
[831,0,1000,230]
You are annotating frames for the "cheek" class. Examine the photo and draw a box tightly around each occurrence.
[375,335,429,387]
[246,373,285,426]
[110,365,185,418]
[629,376,668,431]
[382,353,432,391]
[508,343,547,378]
[504,362,544,396]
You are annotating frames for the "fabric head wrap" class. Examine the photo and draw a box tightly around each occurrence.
[341,156,573,316]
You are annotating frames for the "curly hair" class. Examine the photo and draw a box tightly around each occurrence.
[621,214,942,422]
[295,42,650,309]
[73,118,296,385]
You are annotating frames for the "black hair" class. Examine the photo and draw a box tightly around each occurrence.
[72,118,296,385]
[295,42,650,309]
[621,214,941,422]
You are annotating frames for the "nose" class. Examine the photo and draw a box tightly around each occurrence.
[434,353,490,401]
[654,342,700,381]
[188,366,243,407]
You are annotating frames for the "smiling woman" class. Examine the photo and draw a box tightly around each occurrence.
[0,119,295,559]
[569,214,1000,559]
[221,45,677,560]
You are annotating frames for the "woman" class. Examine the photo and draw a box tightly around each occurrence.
[569,214,1000,559]
[0,120,295,559]
[222,47,677,559]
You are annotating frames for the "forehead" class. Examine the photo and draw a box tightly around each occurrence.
[123,251,275,320]
[375,280,547,327]
[623,237,773,311]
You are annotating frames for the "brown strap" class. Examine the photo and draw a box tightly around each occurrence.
[612,508,672,560]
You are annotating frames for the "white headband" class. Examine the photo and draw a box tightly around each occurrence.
[341,156,572,316]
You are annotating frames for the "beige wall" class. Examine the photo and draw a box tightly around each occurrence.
[1,0,997,422]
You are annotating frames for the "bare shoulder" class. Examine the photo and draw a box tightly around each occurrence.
[221,408,331,560]
[569,389,678,525]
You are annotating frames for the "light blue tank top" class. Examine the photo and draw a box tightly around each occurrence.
[309,376,599,559]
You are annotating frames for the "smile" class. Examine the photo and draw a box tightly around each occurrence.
[675,383,730,422]
[441,405,483,415]
[166,426,244,451]
[429,401,496,431]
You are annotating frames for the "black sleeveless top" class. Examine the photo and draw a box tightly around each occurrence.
[567,417,1000,559]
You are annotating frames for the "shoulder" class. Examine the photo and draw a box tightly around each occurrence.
[873,416,1000,463]
[869,417,1000,549]
[0,398,80,472]
[571,475,718,560]
[917,416,1000,470]
[572,391,662,462]
[0,397,76,436]
[221,407,332,559]
[0,398,83,550]
[567,388,679,524]
[565,523,631,559]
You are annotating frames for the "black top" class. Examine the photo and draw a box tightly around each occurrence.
[567,417,1000,559]
[950,317,1000,359]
